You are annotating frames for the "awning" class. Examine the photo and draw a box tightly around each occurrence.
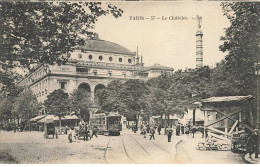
[37,115,79,123]
[62,115,79,120]
[30,115,46,123]
[37,115,59,124]
[202,95,253,103]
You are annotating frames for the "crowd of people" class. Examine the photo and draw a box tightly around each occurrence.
[131,122,208,143]
[66,120,98,143]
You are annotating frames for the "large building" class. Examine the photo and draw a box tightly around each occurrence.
[18,39,174,103]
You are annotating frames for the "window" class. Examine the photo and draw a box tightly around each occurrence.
[119,58,122,62]
[89,55,92,60]
[99,56,103,60]
[109,57,113,61]
[128,59,132,63]
[59,82,67,90]
[93,69,97,75]
[108,70,112,76]
[78,54,82,59]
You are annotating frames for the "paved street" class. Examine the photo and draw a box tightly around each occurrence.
[0,129,247,164]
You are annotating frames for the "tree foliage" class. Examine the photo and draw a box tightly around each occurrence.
[13,88,39,129]
[219,2,260,96]
[0,1,123,71]
[96,79,149,126]
[0,97,13,125]
[69,89,91,121]
[44,89,69,126]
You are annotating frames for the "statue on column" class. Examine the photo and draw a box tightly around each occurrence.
[192,15,202,29]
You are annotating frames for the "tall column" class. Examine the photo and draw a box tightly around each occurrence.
[193,15,203,68]
[196,30,203,68]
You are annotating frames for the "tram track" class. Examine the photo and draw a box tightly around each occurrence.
[129,135,150,156]
[103,137,111,164]
[120,135,136,163]
[150,140,172,155]
[104,135,136,164]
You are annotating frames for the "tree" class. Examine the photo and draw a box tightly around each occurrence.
[96,80,125,113]
[44,89,69,128]
[0,97,13,127]
[0,2,123,99]
[219,2,260,96]
[69,89,92,122]
[13,88,39,130]
[119,79,149,130]
[96,79,149,130]
[0,70,23,98]
[0,2,123,71]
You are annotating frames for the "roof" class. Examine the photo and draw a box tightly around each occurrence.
[37,115,59,123]
[202,95,253,103]
[143,63,174,71]
[30,115,46,123]
[80,39,135,56]
[37,115,79,123]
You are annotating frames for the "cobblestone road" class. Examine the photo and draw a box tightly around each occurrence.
[0,129,247,164]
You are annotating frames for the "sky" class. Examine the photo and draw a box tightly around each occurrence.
[95,1,231,70]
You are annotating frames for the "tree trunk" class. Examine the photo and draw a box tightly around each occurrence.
[164,114,167,135]
[59,116,62,128]
[167,112,170,127]
[135,115,139,131]
[28,119,31,131]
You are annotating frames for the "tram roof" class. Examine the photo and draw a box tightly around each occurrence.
[91,112,121,118]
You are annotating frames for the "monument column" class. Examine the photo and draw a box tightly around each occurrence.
[193,15,203,68]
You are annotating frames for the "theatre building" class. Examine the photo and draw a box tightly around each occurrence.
[18,39,174,106]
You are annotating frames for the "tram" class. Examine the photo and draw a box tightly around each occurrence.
[90,112,122,136]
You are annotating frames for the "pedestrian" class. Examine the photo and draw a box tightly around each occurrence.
[146,124,150,133]
[132,123,134,132]
[92,125,98,138]
[166,126,173,142]
[176,123,180,136]
[181,125,185,134]
[140,124,144,135]
[143,126,147,138]
[157,124,162,135]
[191,126,196,138]
[150,126,155,140]
[246,130,258,158]
[68,127,74,143]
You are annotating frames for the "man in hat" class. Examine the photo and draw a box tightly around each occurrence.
[166,126,173,142]
[150,125,155,140]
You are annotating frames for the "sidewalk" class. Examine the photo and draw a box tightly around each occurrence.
[244,153,260,164]
[174,133,246,164]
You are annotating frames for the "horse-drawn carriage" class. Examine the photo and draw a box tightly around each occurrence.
[74,122,91,141]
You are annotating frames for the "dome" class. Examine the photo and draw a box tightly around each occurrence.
[80,39,135,56]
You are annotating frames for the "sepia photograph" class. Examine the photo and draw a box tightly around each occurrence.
[0,0,259,164]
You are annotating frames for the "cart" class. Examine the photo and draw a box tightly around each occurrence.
[44,122,58,139]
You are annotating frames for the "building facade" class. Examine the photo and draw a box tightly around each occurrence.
[18,39,174,103]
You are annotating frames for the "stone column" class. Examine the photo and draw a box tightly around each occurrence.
[196,30,203,68]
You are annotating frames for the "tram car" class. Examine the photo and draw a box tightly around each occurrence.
[90,112,122,136]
